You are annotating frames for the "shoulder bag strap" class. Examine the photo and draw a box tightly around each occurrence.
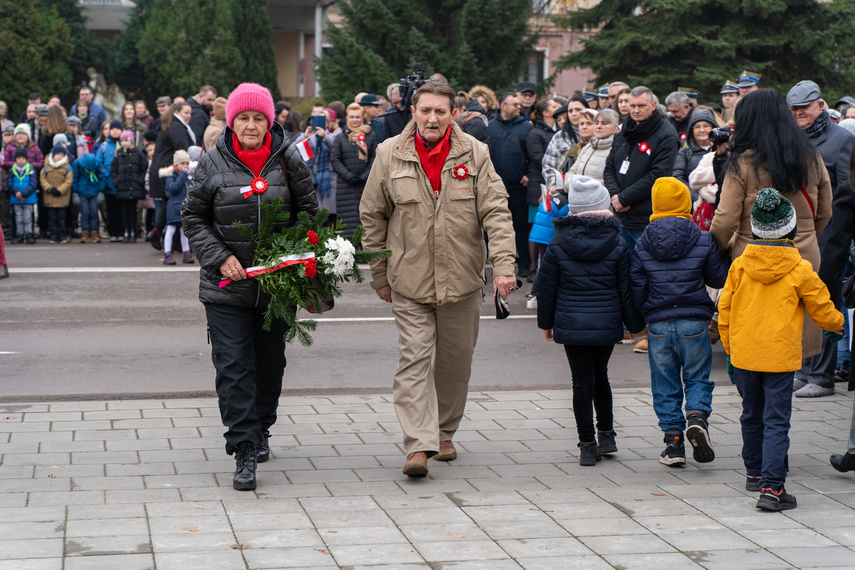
[799,185,815,220]
[496,120,530,164]
[278,149,297,225]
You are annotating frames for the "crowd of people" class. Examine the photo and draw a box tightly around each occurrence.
[2,71,855,513]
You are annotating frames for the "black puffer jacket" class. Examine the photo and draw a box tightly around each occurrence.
[149,120,192,199]
[457,99,491,147]
[181,121,318,308]
[330,127,377,237]
[110,147,148,200]
[629,216,728,323]
[536,214,645,345]
[527,120,556,206]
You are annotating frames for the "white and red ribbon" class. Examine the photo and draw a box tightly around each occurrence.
[240,177,268,199]
[219,252,316,288]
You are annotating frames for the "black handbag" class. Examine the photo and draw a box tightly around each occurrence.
[842,273,855,309]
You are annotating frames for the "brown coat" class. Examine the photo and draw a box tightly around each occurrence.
[203,117,226,152]
[710,150,833,357]
[40,161,73,208]
[359,121,516,305]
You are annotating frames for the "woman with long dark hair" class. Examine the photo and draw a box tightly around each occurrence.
[817,144,855,473]
[711,88,832,359]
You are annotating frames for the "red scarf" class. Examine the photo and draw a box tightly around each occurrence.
[414,126,452,200]
[232,131,272,176]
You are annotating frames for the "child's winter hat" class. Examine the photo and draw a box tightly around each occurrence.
[187,146,203,162]
[50,143,66,157]
[226,83,275,129]
[14,123,31,139]
[52,133,68,147]
[120,130,136,142]
[566,175,611,214]
[14,147,27,159]
[109,120,123,131]
[173,149,190,165]
[650,176,692,222]
[751,188,797,240]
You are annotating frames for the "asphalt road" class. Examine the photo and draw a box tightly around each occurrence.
[0,240,730,401]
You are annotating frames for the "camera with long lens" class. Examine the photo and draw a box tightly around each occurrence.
[708,126,733,145]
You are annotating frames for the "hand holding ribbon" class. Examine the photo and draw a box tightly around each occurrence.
[220,252,316,288]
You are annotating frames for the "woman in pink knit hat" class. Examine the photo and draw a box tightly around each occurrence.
[182,83,318,491]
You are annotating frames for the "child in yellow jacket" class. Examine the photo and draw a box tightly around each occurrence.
[719,188,844,512]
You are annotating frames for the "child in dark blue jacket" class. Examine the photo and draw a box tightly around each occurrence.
[629,177,728,467]
[537,175,646,465]
[8,147,38,244]
[163,149,193,265]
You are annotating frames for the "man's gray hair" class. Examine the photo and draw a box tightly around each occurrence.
[630,86,656,103]
[597,108,620,126]
[386,83,400,100]
[665,91,690,107]
[609,81,629,90]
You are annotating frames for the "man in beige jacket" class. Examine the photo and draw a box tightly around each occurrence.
[360,82,518,477]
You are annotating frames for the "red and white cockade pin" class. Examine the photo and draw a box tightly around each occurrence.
[242,176,269,199]
[452,165,469,180]
[638,142,651,155]
[358,133,366,147]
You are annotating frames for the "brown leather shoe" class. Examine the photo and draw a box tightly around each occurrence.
[403,451,428,477]
[434,440,457,461]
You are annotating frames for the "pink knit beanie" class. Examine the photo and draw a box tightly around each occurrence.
[226,83,275,129]
[120,130,136,142]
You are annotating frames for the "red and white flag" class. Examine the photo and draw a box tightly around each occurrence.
[297,137,314,162]
[540,184,552,212]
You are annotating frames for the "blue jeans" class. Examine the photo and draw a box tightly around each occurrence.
[733,367,793,489]
[78,196,99,232]
[620,228,645,252]
[647,318,714,432]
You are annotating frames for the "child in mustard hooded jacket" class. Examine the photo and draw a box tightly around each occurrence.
[719,188,843,512]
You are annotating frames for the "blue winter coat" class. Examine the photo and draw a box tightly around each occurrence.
[96,138,119,195]
[72,153,106,199]
[537,214,645,345]
[164,170,189,225]
[529,194,569,245]
[8,164,38,205]
[629,216,728,323]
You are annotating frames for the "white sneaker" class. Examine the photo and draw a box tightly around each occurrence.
[793,377,808,392]
[526,295,537,310]
[794,383,834,398]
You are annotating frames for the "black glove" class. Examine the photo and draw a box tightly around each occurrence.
[50,188,61,197]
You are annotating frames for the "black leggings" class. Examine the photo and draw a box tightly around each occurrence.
[119,199,137,236]
[564,344,615,443]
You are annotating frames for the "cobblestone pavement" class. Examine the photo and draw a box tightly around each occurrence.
[1,386,854,569]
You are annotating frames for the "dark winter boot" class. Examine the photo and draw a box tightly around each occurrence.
[25,233,35,244]
[597,430,618,454]
[256,430,270,464]
[830,452,855,473]
[163,252,176,265]
[660,430,686,467]
[685,412,715,463]
[578,441,601,466]
[182,251,195,264]
[232,442,257,491]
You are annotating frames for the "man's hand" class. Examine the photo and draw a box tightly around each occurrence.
[493,275,517,300]
[520,175,529,187]
[611,194,630,212]
[543,329,554,341]
[375,285,392,303]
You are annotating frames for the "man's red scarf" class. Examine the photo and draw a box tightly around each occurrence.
[415,126,452,200]
[232,131,272,176]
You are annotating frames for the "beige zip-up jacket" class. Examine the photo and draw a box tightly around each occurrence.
[360,121,516,305]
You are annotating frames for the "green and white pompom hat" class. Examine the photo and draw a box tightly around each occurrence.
[750,188,797,241]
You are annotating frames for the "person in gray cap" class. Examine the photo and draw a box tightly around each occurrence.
[516,81,537,119]
[787,79,855,398]
[835,96,855,112]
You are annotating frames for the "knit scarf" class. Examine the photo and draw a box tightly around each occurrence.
[347,123,372,162]
[49,154,67,169]
[806,110,830,139]
[232,131,272,176]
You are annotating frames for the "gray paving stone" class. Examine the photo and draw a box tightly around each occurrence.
[64,535,151,556]
[0,539,63,559]
[149,531,236,553]
[497,537,592,558]
[604,552,703,568]
[327,543,424,566]
[683,548,796,569]
[478,519,572,540]
[769,545,855,568]
[398,523,491,543]
[517,555,612,569]
[579,533,677,555]
[63,553,154,570]
[0,522,64,540]
[147,514,232,536]
[104,489,180,504]
[0,559,63,570]
[241,545,337,568]
[66,517,149,538]
[71,476,144,491]
[66,504,145,520]
[385,507,473,526]
[27,491,104,508]
[236,528,325,548]
[154,550,247,570]
[229,512,314,531]
[413,539,510,562]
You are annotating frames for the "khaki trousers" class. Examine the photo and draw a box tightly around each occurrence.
[391,289,482,455]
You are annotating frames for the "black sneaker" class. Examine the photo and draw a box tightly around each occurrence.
[660,431,686,467]
[232,441,257,491]
[756,486,797,511]
[256,430,270,464]
[745,474,761,492]
[685,413,715,463]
